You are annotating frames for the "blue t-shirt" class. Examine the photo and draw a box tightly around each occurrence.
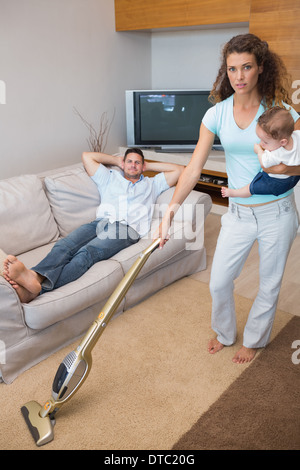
[202,95,299,205]
[91,165,169,237]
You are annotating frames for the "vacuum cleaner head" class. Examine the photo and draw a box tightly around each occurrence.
[21,400,55,446]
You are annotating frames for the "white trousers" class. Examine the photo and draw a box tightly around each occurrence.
[209,194,299,349]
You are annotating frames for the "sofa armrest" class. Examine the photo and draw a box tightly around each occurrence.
[0,277,28,349]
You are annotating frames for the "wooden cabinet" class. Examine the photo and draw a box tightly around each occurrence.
[196,168,228,206]
[249,0,300,112]
[115,0,251,31]
[144,165,228,206]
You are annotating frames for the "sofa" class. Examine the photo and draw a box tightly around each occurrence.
[0,162,212,384]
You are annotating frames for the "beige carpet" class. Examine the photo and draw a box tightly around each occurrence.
[0,278,298,450]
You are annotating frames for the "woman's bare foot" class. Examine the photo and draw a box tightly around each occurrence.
[232,346,257,364]
[4,255,41,295]
[208,338,224,354]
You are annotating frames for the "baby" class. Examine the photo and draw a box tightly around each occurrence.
[221,107,300,199]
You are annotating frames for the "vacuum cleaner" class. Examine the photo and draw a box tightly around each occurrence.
[21,238,161,446]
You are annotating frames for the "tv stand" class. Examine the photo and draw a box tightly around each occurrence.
[119,147,228,211]
[153,144,223,153]
[155,148,194,154]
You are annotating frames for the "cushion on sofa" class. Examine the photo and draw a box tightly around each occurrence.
[44,166,100,237]
[0,175,59,256]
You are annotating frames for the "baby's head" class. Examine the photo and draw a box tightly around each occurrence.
[256,106,294,151]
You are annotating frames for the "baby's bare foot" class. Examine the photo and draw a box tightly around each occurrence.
[221,186,230,198]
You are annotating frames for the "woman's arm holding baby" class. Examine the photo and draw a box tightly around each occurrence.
[259,118,300,176]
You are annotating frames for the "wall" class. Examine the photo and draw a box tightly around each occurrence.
[151,24,249,89]
[0,2,254,181]
[0,0,151,179]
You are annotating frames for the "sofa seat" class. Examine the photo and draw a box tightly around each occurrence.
[22,259,124,330]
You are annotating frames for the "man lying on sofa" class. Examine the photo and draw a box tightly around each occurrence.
[3,149,184,303]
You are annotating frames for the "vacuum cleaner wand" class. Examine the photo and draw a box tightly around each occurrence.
[21,238,161,446]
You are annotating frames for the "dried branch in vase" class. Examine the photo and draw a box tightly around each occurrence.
[74,107,115,153]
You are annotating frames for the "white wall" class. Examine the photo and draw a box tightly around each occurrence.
[0,0,151,179]
[0,0,249,181]
[151,24,248,89]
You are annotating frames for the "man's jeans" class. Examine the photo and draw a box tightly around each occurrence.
[32,219,139,294]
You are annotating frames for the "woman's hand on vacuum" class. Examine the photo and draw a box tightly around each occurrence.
[154,219,170,249]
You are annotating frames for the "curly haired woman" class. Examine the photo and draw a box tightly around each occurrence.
[157,33,300,363]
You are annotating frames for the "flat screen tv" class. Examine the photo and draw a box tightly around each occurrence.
[126,89,222,152]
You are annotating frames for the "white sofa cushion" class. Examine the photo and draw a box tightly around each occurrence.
[44,165,100,237]
[0,174,59,255]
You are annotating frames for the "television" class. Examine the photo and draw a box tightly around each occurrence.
[125,89,222,153]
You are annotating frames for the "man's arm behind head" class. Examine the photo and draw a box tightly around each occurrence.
[82,152,123,177]
[143,160,185,187]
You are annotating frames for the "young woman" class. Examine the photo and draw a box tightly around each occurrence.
[157,33,300,363]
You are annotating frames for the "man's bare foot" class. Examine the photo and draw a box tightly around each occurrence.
[4,255,41,295]
[13,285,38,303]
[3,268,38,303]
[208,338,224,354]
[232,346,257,364]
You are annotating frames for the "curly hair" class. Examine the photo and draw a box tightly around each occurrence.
[209,33,292,109]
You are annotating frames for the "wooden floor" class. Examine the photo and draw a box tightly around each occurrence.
[191,213,300,318]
